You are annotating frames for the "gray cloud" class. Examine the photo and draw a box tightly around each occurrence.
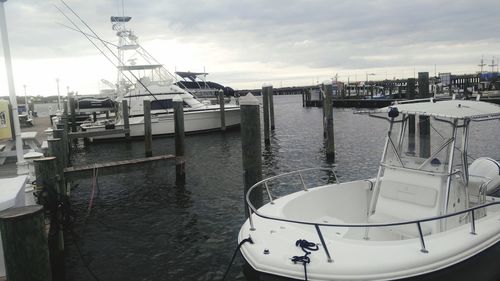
[1,0,500,92]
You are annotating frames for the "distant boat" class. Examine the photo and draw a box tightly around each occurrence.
[239,99,500,280]
[79,15,240,139]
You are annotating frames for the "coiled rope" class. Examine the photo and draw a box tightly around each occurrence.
[291,239,319,281]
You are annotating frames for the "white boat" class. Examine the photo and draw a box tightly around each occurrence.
[79,15,240,139]
[239,99,500,280]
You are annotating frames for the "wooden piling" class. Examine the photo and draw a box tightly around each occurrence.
[218,90,226,131]
[0,205,52,281]
[262,85,271,145]
[143,100,152,157]
[269,86,275,130]
[240,93,263,216]
[173,96,186,184]
[406,78,416,154]
[122,99,130,141]
[418,72,431,158]
[34,157,64,281]
[52,129,68,169]
[322,82,335,162]
[47,138,66,196]
[68,93,77,133]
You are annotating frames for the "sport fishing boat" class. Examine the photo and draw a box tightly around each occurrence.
[79,15,240,139]
[239,99,500,280]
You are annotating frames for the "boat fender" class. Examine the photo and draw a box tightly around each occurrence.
[291,239,319,281]
[388,107,399,118]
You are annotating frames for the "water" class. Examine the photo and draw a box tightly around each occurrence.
[65,95,500,281]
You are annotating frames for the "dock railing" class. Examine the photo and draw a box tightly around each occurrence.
[245,168,500,263]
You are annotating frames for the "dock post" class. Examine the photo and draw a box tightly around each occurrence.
[406,78,416,154]
[122,100,130,141]
[173,95,186,184]
[269,86,275,130]
[218,90,226,132]
[302,90,305,107]
[52,129,67,168]
[68,92,77,133]
[418,72,431,158]
[143,100,152,157]
[47,138,66,196]
[240,93,263,217]
[0,205,52,281]
[34,157,65,281]
[322,82,335,162]
[262,84,271,145]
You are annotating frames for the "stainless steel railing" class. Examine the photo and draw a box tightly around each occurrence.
[245,168,500,262]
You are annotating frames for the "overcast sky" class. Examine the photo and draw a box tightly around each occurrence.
[1,0,500,96]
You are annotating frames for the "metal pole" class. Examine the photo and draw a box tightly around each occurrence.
[56,78,61,111]
[0,0,26,174]
[23,84,27,113]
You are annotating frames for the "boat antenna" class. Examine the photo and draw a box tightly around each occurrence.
[56,22,119,48]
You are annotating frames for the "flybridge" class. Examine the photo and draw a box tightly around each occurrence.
[111,16,131,23]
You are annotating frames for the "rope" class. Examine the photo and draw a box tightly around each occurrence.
[221,237,253,281]
[291,239,319,281]
[87,164,98,216]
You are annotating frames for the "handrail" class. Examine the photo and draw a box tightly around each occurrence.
[245,168,500,260]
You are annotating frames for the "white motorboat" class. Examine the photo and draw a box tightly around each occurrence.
[239,99,500,280]
[79,15,240,139]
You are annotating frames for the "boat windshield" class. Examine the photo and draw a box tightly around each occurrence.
[383,114,464,174]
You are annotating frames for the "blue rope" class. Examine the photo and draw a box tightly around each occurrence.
[291,239,319,281]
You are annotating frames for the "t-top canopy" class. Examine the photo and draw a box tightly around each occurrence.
[360,99,500,120]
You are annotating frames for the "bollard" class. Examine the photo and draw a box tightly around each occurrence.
[262,85,271,145]
[122,100,130,141]
[322,82,335,162]
[34,157,64,281]
[218,90,226,131]
[143,100,152,157]
[173,95,186,184]
[0,205,52,281]
[418,72,431,158]
[240,93,263,217]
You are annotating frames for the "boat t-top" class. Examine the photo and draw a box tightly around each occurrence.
[239,98,500,280]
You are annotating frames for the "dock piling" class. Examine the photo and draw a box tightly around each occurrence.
[418,72,431,158]
[34,157,65,281]
[143,100,152,157]
[122,99,130,141]
[322,82,335,162]
[269,86,275,130]
[406,78,416,154]
[218,90,226,131]
[173,96,186,184]
[0,205,52,281]
[240,93,263,217]
[262,85,271,145]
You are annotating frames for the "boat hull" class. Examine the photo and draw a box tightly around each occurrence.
[241,239,500,281]
[82,107,240,140]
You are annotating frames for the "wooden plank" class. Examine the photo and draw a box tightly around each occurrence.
[63,154,176,181]
[68,129,130,139]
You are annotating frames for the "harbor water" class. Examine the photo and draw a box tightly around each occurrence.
[65,95,500,280]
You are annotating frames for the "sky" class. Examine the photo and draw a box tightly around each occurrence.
[1,0,500,97]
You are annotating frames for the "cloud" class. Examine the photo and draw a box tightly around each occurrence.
[1,0,499,95]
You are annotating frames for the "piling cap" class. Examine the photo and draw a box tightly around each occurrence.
[172,95,183,102]
[262,83,273,88]
[240,93,259,106]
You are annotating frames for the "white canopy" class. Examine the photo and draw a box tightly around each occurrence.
[363,99,500,120]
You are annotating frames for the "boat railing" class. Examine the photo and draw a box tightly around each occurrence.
[245,168,500,263]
